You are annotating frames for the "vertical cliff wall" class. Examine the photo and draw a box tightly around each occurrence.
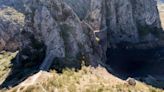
[0,0,163,70]
[106,0,162,46]
[65,0,162,47]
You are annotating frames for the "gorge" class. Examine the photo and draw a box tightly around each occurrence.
[0,0,164,89]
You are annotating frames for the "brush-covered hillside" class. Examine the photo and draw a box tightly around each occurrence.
[0,52,163,92]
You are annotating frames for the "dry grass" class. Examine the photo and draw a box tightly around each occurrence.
[3,66,164,92]
[0,6,25,26]
[0,52,163,92]
[159,4,164,29]
[0,51,18,84]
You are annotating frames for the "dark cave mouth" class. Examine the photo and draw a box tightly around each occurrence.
[106,47,163,79]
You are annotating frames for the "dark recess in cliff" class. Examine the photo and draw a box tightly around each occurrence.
[106,44,164,88]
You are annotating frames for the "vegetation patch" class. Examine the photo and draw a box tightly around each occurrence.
[0,6,25,27]
[2,66,164,92]
[0,51,18,84]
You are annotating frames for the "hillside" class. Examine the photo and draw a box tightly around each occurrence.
[0,0,164,92]
[0,52,163,92]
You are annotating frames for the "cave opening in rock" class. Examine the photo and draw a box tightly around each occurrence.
[106,47,163,79]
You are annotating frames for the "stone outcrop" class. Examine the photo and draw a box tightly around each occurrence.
[65,0,105,30]
[21,0,102,70]
[106,0,162,48]
[0,0,163,71]
[66,0,163,47]
[0,6,25,51]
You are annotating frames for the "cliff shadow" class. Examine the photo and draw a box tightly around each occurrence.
[0,31,46,88]
[106,44,164,89]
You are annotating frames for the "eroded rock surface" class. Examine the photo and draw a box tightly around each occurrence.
[0,0,163,70]
[21,0,102,70]
[0,6,25,51]
[106,0,162,48]
[1,0,164,89]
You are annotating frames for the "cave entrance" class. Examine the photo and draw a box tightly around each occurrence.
[106,47,161,79]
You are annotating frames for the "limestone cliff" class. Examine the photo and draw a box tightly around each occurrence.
[0,0,162,70]
[106,0,162,46]
[64,0,162,46]
[24,0,103,70]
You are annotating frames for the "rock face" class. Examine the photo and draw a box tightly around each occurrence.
[64,0,105,30]
[0,6,25,51]
[21,0,102,70]
[0,0,163,70]
[106,0,161,45]
[64,0,163,48]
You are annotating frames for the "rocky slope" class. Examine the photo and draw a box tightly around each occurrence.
[5,67,164,92]
[0,58,163,92]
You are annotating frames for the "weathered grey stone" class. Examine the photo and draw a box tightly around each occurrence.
[126,77,136,86]
[0,6,25,51]
[63,0,91,20]
[0,0,163,71]
[106,0,162,48]
[22,0,102,70]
